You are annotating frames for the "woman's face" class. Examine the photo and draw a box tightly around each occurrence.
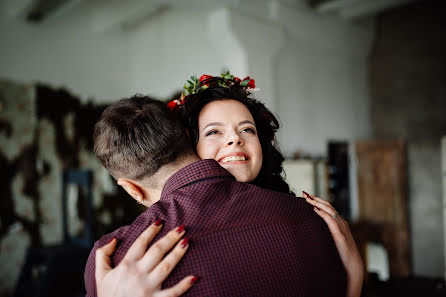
[196,99,263,183]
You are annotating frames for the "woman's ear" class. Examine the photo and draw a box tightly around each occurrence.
[117,178,144,204]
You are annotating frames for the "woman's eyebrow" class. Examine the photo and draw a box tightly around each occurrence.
[202,122,223,130]
[239,120,255,126]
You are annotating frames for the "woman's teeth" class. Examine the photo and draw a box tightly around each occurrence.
[221,156,247,162]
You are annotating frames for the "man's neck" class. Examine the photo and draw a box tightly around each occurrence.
[144,153,201,204]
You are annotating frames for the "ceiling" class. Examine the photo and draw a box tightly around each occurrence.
[1,0,423,25]
[307,0,422,20]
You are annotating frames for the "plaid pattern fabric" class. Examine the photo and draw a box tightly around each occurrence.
[85,159,346,296]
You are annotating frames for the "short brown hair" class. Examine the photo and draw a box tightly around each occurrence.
[93,95,191,181]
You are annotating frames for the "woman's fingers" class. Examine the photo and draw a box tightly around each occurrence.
[304,197,337,218]
[141,225,186,272]
[313,207,345,238]
[96,224,196,297]
[124,220,164,262]
[303,191,331,206]
[155,275,198,297]
[95,238,117,281]
[301,191,345,237]
[149,237,191,286]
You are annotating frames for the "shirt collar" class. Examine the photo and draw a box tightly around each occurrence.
[161,159,235,197]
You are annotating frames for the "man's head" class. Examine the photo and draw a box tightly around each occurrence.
[93,95,192,188]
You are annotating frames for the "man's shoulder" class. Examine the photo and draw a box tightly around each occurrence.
[224,182,323,226]
[233,182,301,206]
[93,209,158,250]
[94,224,132,249]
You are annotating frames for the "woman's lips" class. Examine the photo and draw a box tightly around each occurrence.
[218,153,250,163]
[220,155,246,162]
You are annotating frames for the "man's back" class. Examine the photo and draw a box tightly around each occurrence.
[85,159,346,296]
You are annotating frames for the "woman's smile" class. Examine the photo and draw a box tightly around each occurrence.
[196,99,263,183]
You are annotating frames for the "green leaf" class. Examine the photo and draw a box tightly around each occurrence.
[241,79,249,87]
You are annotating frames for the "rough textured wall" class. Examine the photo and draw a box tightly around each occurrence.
[0,81,36,293]
[370,1,446,277]
[0,80,143,294]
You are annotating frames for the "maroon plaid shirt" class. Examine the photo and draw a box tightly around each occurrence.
[85,159,346,296]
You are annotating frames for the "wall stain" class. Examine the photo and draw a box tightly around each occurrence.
[0,83,142,250]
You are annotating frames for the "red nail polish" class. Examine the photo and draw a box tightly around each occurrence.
[107,237,115,244]
[176,225,185,234]
[154,219,163,226]
[302,191,313,199]
[190,276,199,284]
[180,237,189,248]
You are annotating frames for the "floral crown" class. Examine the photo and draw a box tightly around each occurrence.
[167,71,257,111]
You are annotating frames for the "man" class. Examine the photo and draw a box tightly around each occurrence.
[84,95,346,296]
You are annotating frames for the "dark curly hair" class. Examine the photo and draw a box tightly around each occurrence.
[179,78,293,195]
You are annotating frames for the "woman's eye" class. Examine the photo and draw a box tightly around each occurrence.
[241,127,256,134]
[205,130,219,136]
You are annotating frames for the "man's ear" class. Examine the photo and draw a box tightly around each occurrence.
[117,178,144,204]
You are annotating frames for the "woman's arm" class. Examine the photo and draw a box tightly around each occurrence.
[95,222,198,297]
[302,191,364,297]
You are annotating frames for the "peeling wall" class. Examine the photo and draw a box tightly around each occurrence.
[0,80,143,294]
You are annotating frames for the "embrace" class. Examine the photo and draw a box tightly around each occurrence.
[84,72,364,297]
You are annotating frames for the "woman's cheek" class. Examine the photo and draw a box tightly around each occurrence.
[197,139,218,160]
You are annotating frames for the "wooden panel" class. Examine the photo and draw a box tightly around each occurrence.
[355,140,410,277]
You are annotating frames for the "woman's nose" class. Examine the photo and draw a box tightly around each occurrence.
[226,133,243,146]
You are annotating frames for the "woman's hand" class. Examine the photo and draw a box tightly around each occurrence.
[95,221,198,297]
[302,191,364,297]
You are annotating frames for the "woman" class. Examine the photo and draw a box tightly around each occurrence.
[181,73,363,297]
[96,73,364,297]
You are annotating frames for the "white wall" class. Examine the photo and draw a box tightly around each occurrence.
[127,7,246,100]
[273,4,373,156]
[0,2,133,101]
[276,42,372,156]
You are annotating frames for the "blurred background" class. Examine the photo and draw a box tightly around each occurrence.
[0,0,445,296]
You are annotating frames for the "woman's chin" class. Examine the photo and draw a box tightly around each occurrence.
[220,163,258,183]
[230,171,255,183]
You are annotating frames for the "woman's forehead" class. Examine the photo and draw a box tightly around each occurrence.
[198,99,254,124]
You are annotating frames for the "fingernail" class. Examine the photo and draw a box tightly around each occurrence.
[107,237,115,244]
[302,191,313,199]
[154,219,163,226]
[180,237,189,248]
[190,276,199,284]
[176,225,185,234]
